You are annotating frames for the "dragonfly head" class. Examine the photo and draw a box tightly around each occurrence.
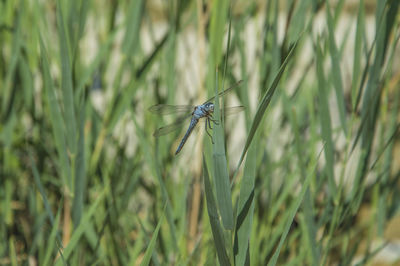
[204,102,214,113]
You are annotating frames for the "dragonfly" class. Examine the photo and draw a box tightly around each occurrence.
[149,80,244,155]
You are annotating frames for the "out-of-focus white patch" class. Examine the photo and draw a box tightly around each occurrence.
[353,240,400,265]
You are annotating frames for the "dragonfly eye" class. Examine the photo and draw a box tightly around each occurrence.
[205,103,214,111]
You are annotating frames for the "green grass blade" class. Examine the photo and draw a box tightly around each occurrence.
[72,104,86,226]
[203,157,231,266]
[326,1,347,135]
[1,8,21,116]
[76,0,89,41]
[42,207,62,266]
[76,29,118,99]
[209,0,229,67]
[18,56,34,110]
[8,236,17,266]
[139,209,165,266]
[287,0,311,44]
[350,0,394,202]
[135,33,169,80]
[39,35,71,189]
[267,148,323,266]
[234,131,257,266]
[132,114,178,252]
[136,217,161,266]
[4,1,400,265]
[30,154,56,230]
[212,77,234,230]
[122,0,144,54]
[109,34,169,130]
[351,0,365,109]
[56,0,77,155]
[316,42,337,197]
[235,19,251,126]
[2,115,16,226]
[286,104,320,265]
[89,31,168,173]
[165,30,177,104]
[55,186,108,264]
[234,40,298,179]
[30,153,66,264]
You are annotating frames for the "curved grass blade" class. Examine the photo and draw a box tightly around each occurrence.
[55,187,107,265]
[233,41,298,181]
[204,80,243,103]
[139,208,165,266]
[267,147,324,266]
[148,104,194,115]
[153,114,192,137]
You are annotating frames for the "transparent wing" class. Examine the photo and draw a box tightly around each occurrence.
[148,104,194,115]
[153,114,192,137]
[223,106,245,116]
[204,80,243,104]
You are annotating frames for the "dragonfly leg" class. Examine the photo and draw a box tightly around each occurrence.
[208,117,213,130]
[205,119,214,144]
[209,116,220,125]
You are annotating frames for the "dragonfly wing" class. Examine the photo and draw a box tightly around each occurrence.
[204,80,243,103]
[148,104,194,115]
[222,106,245,116]
[153,113,192,137]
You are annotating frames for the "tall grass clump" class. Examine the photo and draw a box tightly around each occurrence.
[1,0,399,265]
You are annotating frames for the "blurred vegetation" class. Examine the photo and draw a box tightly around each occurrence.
[0,0,400,265]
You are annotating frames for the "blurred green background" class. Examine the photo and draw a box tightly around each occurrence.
[1,0,400,265]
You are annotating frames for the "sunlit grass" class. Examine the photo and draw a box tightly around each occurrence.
[1,0,400,265]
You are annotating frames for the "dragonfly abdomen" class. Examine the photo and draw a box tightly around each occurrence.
[175,118,199,155]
